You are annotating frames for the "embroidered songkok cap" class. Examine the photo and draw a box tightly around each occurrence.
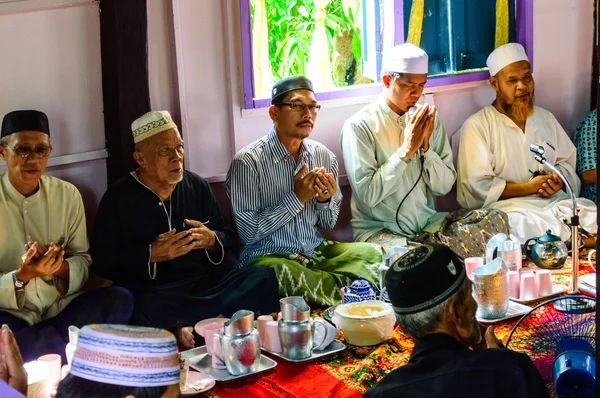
[131,110,178,144]
[382,43,428,74]
[385,243,465,315]
[1,110,50,138]
[486,43,529,76]
[69,324,180,387]
[271,76,314,104]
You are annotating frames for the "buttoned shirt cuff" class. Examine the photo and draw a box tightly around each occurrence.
[389,151,406,168]
[205,234,225,265]
[0,272,22,310]
[423,149,440,163]
[283,192,305,215]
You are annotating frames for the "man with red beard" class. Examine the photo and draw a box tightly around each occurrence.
[456,43,597,244]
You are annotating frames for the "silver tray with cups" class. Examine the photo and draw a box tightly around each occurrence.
[182,346,277,382]
[263,340,346,363]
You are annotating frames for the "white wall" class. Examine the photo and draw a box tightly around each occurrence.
[0,0,107,228]
[148,0,595,187]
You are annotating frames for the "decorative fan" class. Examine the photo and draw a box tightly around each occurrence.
[506,296,596,398]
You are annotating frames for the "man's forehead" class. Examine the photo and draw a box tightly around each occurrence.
[283,89,316,103]
[9,131,49,144]
[499,61,531,78]
[150,129,182,145]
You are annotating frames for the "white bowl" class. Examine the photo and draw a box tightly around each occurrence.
[331,300,395,346]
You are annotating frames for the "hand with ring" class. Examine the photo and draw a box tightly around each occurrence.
[314,170,337,202]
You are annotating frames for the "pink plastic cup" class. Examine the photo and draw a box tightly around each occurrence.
[520,273,537,301]
[257,315,273,345]
[508,270,520,299]
[277,312,283,321]
[535,270,553,297]
[203,323,224,356]
[38,354,62,396]
[465,257,484,279]
[263,321,282,353]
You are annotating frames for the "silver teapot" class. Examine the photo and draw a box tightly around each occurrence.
[278,297,313,360]
[211,310,261,375]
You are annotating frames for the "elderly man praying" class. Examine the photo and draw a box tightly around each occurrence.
[227,76,383,306]
[90,111,279,330]
[456,43,597,244]
[364,244,549,398]
[0,110,133,362]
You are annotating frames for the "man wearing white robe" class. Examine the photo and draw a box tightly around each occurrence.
[457,43,597,244]
[341,44,455,251]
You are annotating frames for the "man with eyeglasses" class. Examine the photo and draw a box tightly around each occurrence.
[0,110,134,362]
[90,111,279,331]
[227,76,384,306]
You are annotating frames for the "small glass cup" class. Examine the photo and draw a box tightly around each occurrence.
[179,354,189,392]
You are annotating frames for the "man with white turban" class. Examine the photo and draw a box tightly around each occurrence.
[456,43,597,245]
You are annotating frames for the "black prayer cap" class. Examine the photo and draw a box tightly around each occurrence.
[271,76,314,104]
[385,243,466,315]
[1,110,50,138]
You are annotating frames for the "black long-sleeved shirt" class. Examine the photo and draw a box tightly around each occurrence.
[364,333,550,398]
[91,171,232,291]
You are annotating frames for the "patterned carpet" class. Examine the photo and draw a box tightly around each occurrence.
[205,260,595,398]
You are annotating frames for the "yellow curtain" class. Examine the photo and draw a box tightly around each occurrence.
[307,0,334,90]
[252,0,273,97]
[494,0,509,48]
[406,0,425,46]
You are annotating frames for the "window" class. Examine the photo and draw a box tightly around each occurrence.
[240,0,532,108]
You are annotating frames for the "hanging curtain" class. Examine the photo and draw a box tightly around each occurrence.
[307,0,334,91]
[252,0,273,98]
[406,0,425,46]
[494,0,509,48]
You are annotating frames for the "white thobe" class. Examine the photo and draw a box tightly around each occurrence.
[341,97,456,241]
[457,105,597,243]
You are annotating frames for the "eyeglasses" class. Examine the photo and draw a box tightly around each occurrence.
[5,144,52,159]
[157,144,185,158]
[278,102,321,113]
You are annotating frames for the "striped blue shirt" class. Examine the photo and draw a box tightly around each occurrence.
[226,128,342,267]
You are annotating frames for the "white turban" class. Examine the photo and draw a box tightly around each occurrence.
[131,110,177,144]
[486,43,529,76]
[382,43,428,74]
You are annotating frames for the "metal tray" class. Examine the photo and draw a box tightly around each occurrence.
[476,301,532,324]
[262,340,346,363]
[182,346,277,382]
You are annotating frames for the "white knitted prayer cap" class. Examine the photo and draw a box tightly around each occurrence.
[381,43,428,74]
[486,43,529,76]
[131,111,178,144]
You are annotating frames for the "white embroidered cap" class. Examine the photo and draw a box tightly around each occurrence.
[381,43,428,74]
[486,43,529,76]
[131,111,178,144]
[69,324,180,387]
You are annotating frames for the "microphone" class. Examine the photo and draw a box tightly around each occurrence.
[529,144,545,156]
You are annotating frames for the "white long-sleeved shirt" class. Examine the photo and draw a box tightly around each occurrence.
[340,98,456,241]
[0,174,90,325]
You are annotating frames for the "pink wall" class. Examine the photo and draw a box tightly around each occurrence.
[0,1,107,229]
[149,0,594,185]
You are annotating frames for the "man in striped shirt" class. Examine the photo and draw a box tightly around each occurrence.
[227,76,383,306]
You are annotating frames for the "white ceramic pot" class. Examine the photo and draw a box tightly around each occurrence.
[331,300,395,346]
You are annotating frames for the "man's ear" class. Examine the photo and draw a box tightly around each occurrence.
[133,151,145,168]
[382,74,392,88]
[489,75,499,92]
[268,105,279,123]
[0,145,6,162]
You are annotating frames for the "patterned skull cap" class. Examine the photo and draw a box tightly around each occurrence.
[131,111,178,144]
[69,324,180,387]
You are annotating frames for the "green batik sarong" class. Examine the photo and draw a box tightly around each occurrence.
[247,240,384,307]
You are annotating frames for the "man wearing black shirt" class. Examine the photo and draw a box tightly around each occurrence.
[364,244,549,398]
[91,111,279,330]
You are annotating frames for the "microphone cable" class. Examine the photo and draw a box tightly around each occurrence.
[395,151,425,236]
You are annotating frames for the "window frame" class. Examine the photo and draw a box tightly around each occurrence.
[240,0,533,109]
